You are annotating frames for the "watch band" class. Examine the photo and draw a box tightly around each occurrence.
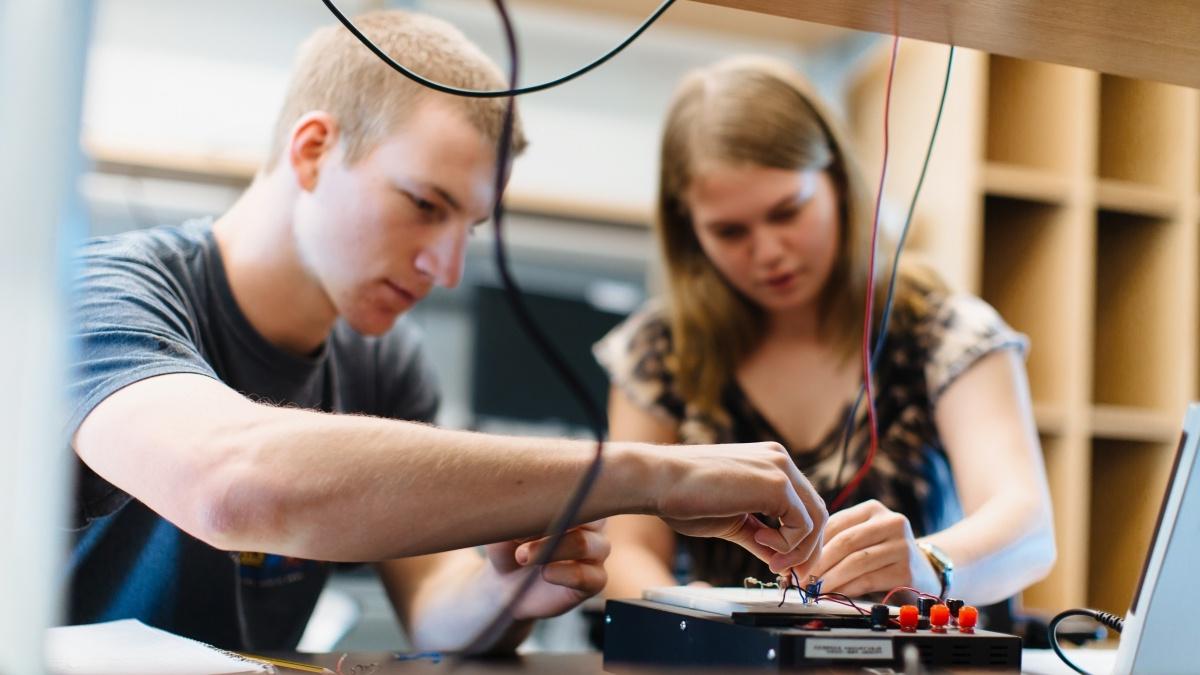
[917,540,954,601]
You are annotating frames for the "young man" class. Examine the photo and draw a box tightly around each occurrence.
[67,10,828,652]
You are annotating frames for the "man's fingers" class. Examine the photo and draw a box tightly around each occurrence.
[756,478,821,553]
[540,560,607,594]
[515,527,610,565]
[712,514,786,567]
[768,525,823,575]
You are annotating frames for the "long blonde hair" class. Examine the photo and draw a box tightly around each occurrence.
[657,55,935,416]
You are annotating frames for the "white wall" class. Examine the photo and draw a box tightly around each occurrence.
[82,0,873,219]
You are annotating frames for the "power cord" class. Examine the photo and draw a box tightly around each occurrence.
[1047,608,1124,675]
[320,0,676,98]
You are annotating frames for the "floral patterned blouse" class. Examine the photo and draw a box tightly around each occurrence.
[593,284,1028,586]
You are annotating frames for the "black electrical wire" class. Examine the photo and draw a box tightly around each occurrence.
[1048,608,1124,675]
[455,0,608,657]
[320,0,676,98]
[832,44,956,500]
[315,0,676,657]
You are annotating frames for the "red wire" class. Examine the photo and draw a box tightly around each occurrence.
[830,35,900,512]
[881,585,941,606]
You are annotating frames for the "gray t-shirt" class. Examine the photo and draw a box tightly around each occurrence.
[66,219,439,649]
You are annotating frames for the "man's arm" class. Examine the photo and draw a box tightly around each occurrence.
[74,372,827,564]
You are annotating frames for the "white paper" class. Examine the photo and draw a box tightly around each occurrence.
[45,619,269,675]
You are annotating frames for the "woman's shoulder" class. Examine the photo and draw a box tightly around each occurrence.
[896,278,1029,404]
[594,299,673,366]
[593,299,690,422]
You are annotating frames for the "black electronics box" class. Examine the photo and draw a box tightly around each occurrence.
[602,599,1022,671]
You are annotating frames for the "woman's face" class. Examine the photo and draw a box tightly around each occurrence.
[686,164,841,316]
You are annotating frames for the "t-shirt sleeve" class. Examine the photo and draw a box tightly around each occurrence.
[922,292,1030,407]
[592,304,686,423]
[68,246,219,435]
[67,243,220,523]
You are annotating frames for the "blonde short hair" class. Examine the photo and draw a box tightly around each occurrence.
[266,9,527,169]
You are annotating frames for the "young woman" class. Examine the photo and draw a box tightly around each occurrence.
[596,56,1056,609]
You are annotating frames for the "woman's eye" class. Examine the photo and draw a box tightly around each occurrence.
[715,227,746,240]
[768,207,800,224]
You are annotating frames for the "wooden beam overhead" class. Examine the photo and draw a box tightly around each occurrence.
[512,0,857,49]
[693,0,1200,89]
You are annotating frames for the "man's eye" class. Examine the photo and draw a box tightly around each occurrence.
[414,197,437,213]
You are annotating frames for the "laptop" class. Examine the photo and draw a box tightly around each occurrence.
[1112,402,1200,673]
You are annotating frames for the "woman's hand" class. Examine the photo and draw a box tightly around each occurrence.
[805,500,939,598]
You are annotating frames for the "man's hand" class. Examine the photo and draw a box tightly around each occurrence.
[806,499,939,598]
[650,442,827,576]
[482,520,610,620]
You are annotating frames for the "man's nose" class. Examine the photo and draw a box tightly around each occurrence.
[414,225,468,289]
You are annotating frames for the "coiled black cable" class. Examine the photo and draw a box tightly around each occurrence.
[316,0,682,657]
[320,0,676,98]
[1048,608,1124,675]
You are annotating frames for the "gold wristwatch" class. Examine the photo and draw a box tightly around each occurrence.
[917,540,954,601]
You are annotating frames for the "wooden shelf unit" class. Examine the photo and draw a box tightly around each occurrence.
[849,41,1200,613]
[1088,438,1181,615]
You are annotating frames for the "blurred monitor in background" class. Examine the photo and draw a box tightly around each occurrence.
[471,262,644,437]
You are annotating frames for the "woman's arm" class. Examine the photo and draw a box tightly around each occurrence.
[922,348,1057,603]
[809,349,1056,604]
[604,386,683,599]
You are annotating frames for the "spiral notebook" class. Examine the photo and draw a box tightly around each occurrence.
[45,619,270,675]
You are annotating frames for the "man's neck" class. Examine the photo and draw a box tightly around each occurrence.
[212,170,337,356]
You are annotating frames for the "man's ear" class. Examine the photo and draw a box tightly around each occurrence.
[287,111,339,192]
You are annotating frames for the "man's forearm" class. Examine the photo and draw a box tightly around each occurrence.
[210,404,658,560]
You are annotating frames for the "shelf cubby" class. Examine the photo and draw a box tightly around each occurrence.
[1023,433,1088,611]
[983,162,1073,205]
[1087,439,1179,615]
[1094,178,1179,219]
[986,57,1091,174]
[1090,404,1181,443]
[1098,75,1193,190]
[981,196,1076,408]
[1092,211,1186,411]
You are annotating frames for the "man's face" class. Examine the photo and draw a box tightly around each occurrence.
[293,100,498,336]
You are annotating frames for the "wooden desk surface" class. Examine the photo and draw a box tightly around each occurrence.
[268,649,1109,674]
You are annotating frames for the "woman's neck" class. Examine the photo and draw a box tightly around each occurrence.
[764,303,823,345]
